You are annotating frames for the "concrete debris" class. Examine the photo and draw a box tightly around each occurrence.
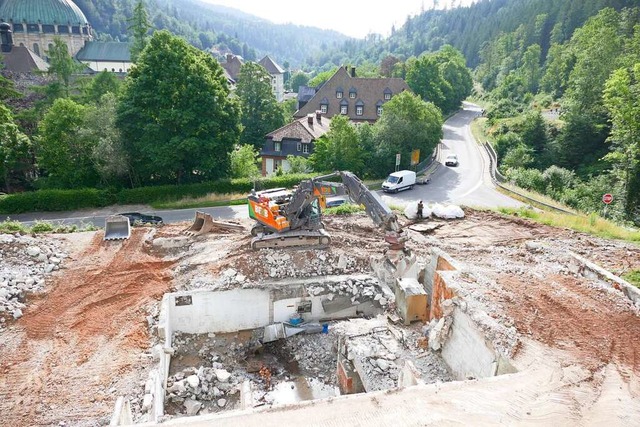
[183,398,202,416]
[0,233,68,328]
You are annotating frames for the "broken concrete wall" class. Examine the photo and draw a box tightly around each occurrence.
[168,289,271,334]
[441,307,499,380]
[423,249,459,320]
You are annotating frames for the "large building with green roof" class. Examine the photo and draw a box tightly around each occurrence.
[0,0,92,58]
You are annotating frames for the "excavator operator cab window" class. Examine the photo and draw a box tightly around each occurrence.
[310,199,320,218]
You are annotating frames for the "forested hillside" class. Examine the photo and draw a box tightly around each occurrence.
[314,0,634,68]
[71,0,348,65]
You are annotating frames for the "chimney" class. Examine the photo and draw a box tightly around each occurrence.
[226,53,233,62]
[315,110,322,123]
[0,23,13,53]
[307,114,314,125]
[351,66,356,77]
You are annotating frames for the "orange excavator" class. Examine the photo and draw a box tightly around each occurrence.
[247,171,409,254]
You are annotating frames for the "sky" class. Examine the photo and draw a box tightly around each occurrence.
[203,0,477,39]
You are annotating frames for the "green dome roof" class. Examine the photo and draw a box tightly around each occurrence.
[0,0,89,25]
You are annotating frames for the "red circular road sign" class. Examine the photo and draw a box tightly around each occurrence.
[603,193,613,204]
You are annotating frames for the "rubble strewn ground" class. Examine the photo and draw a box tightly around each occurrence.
[0,209,639,425]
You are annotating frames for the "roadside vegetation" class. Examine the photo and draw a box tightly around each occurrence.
[497,207,640,244]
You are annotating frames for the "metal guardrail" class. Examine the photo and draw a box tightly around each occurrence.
[416,143,440,175]
[482,142,575,215]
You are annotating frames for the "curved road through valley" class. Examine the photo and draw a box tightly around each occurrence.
[386,102,522,208]
[9,103,520,227]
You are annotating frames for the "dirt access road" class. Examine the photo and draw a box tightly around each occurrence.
[0,230,174,426]
[0,209,639,425]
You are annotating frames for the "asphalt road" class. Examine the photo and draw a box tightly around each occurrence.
[7,102,520,228]
[384,102,523,209]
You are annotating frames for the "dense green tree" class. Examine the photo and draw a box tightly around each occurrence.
[236,62,285,148]
[83,70,121,104]
[230,144,260,179]
[286,155,311,174]
[433,45,473,113]
[520,111,547,157]
[372,91,443,174]
[603,64,640,219]
[0,104,31,192]
[36,98,98,188]
[307,68,337,88]
[46,38,82,97]
[78,93,129,185]
[406,55,448,111]
[117,30,240,185]
[289,72,310,93]
[310,115,364,175]
[128,0,152,62]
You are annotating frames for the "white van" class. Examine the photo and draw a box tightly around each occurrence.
[382,170,416,193]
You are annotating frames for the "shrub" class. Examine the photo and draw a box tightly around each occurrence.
[0,188,115,214]
[543,165,575,196]
[507,168,545,192]
[30,221,55,233]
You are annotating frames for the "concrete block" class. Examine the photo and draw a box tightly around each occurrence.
[395,278,428,325]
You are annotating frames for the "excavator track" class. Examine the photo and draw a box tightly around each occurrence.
[251,229,331,250]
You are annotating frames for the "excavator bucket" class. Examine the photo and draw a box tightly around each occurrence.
[183,211,214,236]
[104,215,131,241]
[183,212,244,237]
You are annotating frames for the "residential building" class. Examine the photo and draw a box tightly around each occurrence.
[294,66,410,123]
[261,111,331,176]
[258,55,284,102]
[222,53,286,102]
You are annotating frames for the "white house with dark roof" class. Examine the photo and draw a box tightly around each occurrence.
[261,111,331,176]
[258,55,284,102]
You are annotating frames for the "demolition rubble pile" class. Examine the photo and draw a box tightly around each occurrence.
[0,233,67,327]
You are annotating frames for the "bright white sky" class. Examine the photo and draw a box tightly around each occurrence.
[203,0,477,39]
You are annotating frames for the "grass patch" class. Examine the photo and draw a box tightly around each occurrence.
[0,219,97,235]
[623,270,640,288]
[497,207,640,244]
[151,193,248,209]
[496,184,579,213]
[470,117,492,145]
[325,203,364,215]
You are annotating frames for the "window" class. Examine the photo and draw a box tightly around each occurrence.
[42,24,55,34]
[58,25,69,34]
[340,105,348,115]
[274,159,282,171]
[27,24,39,33]
[377,106,383,116]
[72,26,80,34]
[349,87,357,98]
[384,92,391,100]
[302,144,309,154]
[13,24,24,32]
[320,104,328,113]
[356,106,363,116]
[274,141,282,151]
[33,43,39,56]
[297,142,302,152]
[336,91,343,99]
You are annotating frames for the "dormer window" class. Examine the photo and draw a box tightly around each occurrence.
[336,91,343,99]
[376,100,384,116]
[384,87,392,100]
[349,87,357,99]
[355,99,364,116]
[319,97,329,114]
[340,99,348,115]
